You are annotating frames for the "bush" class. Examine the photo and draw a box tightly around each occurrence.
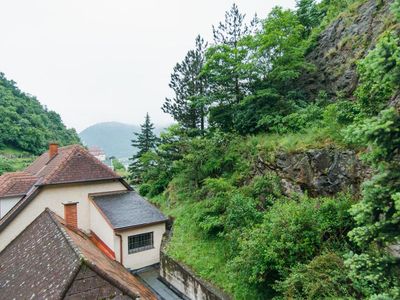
[0,157,13,175]
[275,252,357,299]
[355,32,400,115]
[230,194,355,296]
[138,183,152,197]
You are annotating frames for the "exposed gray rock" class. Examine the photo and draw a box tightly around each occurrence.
[303,0,396,98]
[259,148,369,197]
[390,91,400,112]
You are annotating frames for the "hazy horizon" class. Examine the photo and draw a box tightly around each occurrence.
[0,0,295,132]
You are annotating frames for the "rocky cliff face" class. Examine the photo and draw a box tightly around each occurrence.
[258,148,369,197]
[304,0,396,98]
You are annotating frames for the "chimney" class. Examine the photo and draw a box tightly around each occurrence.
[63,202,78,229]
[49,143,59,159]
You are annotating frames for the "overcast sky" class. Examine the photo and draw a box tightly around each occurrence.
[0,0,295,132]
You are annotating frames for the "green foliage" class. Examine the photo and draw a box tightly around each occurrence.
[194,178,261,237]
[356,32,400,115]
[275,252,357,299]
[230,194,355,296]
[393,0,400,21]
[0,73,80,154]
[163,36,208,132]
[0,157,13,175]
[112,158,125,172]
[296,0,323,36]
[344,108,400,296]
[142,1,400,298]
[128,113,158,184]
[138,183,152,197]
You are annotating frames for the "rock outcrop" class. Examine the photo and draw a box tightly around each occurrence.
[303,0,396,98]
[259,148,369,197]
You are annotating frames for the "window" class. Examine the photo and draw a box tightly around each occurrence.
[128,232,154,254]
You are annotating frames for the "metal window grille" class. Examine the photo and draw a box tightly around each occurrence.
[128,232,154,254]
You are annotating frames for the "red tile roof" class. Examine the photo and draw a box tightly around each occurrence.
[0,145,122,199]
[0,171,37,198]
[0,144,131,231]
[25,145,120,185]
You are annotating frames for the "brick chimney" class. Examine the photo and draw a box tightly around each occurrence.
[49,143,59,159]
[63,202,78,229]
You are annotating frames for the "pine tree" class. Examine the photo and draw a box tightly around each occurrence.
[296,0,321,36]
[162,35,208,133]
[203,4,257,130]
[128,113,158,183]
[345,108,400,296]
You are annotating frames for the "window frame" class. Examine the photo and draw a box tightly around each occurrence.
[127,232,154,254]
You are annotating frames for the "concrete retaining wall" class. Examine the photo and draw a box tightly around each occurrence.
[159,232,230,300]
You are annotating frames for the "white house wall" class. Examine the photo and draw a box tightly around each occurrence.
[0,196,22,219]
[118,223,166,270]
[89,200,115,251]
[0,180,127,252]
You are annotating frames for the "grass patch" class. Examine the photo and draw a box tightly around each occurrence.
[248,127,342,156]
[150,196,235,294]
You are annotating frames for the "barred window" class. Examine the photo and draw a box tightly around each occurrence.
[128,232,154,254]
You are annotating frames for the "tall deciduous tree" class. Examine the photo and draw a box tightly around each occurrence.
[162,35,208,133]
[128,113,158,183]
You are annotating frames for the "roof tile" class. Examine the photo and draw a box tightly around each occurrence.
[92,191,168,230]
[0,209,156,299]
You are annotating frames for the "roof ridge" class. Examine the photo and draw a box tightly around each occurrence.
[44,209,144,299]
[44,208,85,261]
[41,145,80,184]
[76,147,121,178]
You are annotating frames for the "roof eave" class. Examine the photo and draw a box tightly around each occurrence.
[0,187,41,232]
[36,177,124,187]
[0,193,25,200]
[113,219,168,232]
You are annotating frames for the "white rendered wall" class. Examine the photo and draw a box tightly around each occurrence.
[0,180,127,252]
[89,200,115,251]
[0,197,21,219]
[118,223,166,270]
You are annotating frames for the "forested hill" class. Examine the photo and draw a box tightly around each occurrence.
[129,0,400,299]
[0,73,80,155]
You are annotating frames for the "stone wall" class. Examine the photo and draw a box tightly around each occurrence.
[159,234,230,300]
[257,148,369,197]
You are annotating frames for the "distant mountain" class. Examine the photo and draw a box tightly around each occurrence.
[79,122,164,159]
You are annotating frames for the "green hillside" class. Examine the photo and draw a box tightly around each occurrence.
[131,0,400,299]
[0,73,80,155]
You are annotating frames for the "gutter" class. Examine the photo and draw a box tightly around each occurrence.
[116,233,123,265]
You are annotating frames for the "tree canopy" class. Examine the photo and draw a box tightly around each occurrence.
[0,73,80,154]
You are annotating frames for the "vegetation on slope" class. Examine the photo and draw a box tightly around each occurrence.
[130,0,400,298]
[0,73,80,155]
[0,147,35,175]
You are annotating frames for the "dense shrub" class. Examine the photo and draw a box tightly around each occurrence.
[275,252,357,299]
[356,32,400,115]
[230,194,355,297]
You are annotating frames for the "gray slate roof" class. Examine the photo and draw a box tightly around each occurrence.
[92,191,168,230]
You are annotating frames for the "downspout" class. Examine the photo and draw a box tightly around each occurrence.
[116,233,123,265]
